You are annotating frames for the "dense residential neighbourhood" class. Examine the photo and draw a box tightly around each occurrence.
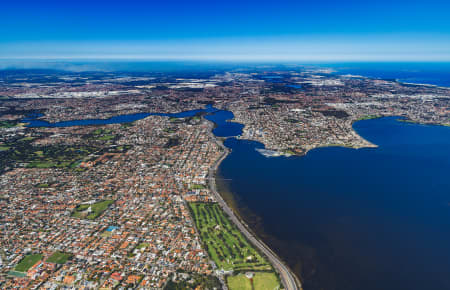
[1,115,222,289]
[0,66,449,289]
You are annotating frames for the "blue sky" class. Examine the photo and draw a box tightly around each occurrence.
[1,0,450,61]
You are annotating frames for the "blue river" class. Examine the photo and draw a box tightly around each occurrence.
[216,116,450,290]
[23,105,217,127]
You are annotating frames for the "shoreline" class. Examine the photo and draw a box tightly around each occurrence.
[233,113,380,159]
[205,120,303,290]
[241,134,379,159]
[239,114,450,159]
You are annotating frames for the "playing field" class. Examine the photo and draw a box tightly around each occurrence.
[253,272,280,290]
[72,200,114,220]
[46,251,72,264]
[227,274,252,290]
[227,272,280,290]
[15,254,42,272]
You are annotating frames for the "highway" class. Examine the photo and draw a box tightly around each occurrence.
[207,126,302,290]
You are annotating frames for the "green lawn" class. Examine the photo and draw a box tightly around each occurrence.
[19,136,34,142]
[15,254,43,272]
[188,202,271,272]
[190,184,206,190]
[136,242,149,249]
[0,146,10,151]
[98,134,115,141]
[253,272,280,290]
[72,200,114,220]
[87,128,116,141]
[227,274,252,290]
[227,273,280,290]
[92,128,112,135]
[46,251,72,264]
[282,149,296,155]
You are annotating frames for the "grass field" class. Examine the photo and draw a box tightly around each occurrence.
[92,128,112,135]
[19,136,34,142]
[72,200,114,220]
[90,129,116,141]
[227,274,252,290]
[15,254,42,272]
[188,202,271,272]
[98,134,115,141]
[46,251,72,264]
[136,242,149,249]
[227,272,280,290]
[253,272,280,290]
[0,146,10,151]
[190,184,206,190]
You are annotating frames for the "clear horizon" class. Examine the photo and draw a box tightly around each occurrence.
[2,0,450,61]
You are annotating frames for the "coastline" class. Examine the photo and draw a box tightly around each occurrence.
[242,131,378,159]
[253,112,450,159]
[233,113,379,159]
[211,114,450,290]
[396,118,450,127]
[205,120,303,290]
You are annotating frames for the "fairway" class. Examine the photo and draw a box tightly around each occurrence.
[15,254,42,272]
[90,129,116,141]
[188,202,271,272]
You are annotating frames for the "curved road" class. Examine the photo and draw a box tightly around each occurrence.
[207,124,302,290]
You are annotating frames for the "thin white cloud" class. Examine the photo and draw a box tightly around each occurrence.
[1,34,450,62]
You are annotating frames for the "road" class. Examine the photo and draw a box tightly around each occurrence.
[207,127,302,290]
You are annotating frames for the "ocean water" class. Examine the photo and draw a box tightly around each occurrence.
[324,62,450,87]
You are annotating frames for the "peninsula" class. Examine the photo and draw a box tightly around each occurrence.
[0,65,448,289]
